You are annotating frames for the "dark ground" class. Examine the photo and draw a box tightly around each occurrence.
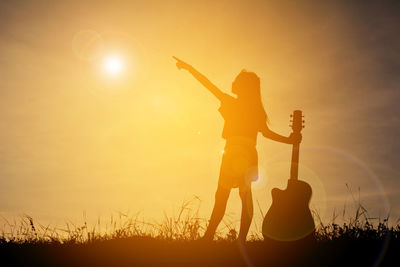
[0,236,398,267]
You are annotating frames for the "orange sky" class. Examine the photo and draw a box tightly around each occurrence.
[0,0,399,233]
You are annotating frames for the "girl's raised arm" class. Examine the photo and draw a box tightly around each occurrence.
[173,56,225,101]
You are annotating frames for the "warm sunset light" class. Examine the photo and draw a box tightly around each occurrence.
[103,54,124,76]
[0,1,399,265]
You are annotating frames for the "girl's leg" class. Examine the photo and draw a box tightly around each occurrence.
[238,185,253,241]
[203,185,231,240]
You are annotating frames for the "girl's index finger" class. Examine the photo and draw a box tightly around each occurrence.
[172,56,182,62]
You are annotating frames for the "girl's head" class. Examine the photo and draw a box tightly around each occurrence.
[232,69,268,123]
[232,69,261,99]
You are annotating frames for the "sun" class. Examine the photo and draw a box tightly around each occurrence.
[103,54,124,76]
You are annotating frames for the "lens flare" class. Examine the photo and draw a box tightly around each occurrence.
[72,30,103,61]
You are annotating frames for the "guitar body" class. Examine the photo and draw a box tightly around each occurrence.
[262,179,315,241]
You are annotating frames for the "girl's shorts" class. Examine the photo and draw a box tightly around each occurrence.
[218,141,258,189]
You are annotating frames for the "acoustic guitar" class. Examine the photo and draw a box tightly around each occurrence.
[262,110,315,241]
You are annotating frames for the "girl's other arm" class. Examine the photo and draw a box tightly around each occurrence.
[173,56,225,101]
[261,123,301,144]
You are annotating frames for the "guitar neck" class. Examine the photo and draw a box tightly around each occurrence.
[288,110,304,181]
[290,142,300,181]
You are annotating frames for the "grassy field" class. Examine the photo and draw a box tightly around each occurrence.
[1,199,399,266]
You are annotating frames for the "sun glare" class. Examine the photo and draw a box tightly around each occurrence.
[103,55,124,76]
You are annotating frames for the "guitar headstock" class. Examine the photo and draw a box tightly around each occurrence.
[290,110,304,134]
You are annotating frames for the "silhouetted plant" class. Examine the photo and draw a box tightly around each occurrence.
[0,196,398,244]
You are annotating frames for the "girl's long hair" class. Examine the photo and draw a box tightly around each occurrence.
[234,70,269,124]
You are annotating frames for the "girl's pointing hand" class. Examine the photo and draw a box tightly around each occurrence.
[173,56,192,71]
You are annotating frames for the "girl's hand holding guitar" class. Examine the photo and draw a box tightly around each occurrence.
[288,132,302,144]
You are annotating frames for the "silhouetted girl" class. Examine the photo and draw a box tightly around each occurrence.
[173,57,301,241]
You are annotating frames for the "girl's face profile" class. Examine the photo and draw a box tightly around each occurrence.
[232,80,239,95]
[232,76,244,96]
